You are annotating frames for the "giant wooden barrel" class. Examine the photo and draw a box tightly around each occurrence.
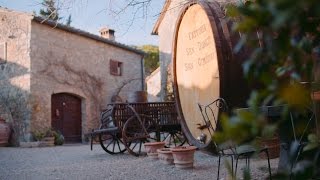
[173,1,250,150]
[127,91,148,103]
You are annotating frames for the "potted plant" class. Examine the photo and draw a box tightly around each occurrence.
[41,129,55,147]
[256,134,280,159]
[32,129,55,147]
[171,146,197,169]
[157,148,174,164]
[32,130,45,141]
[144,141,166,159]
[53,130,64,145]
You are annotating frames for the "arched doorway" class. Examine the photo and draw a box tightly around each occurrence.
[51,93,82,143]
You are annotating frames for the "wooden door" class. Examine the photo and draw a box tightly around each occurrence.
[51,93,82,143]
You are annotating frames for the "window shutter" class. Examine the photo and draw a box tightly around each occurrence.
[110,59,122,76]
[110,60,118,75]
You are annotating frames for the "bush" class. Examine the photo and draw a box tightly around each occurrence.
[32,130,45,141]
[53,130,64,145]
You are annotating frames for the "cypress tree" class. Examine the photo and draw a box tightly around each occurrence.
[39,0,60,21]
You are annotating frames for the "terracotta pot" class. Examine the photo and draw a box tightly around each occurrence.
[144,141,165,159]
[20,141,40,148]
[311,91,320,101]
[157,148,174,165]
[257,136,280,159]
[171,146,197,169]
[0,118,11,147]
[40,137,55,147]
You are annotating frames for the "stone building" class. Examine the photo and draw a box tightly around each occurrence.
[0,7,144,144]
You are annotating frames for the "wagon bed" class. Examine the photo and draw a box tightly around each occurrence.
[88,101,186,156]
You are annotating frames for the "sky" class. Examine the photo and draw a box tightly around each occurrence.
[0,0,165,46]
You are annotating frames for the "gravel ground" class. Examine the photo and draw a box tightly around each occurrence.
[0,144,278,180]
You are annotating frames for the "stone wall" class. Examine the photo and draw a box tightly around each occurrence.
[0,9,32,97]
[0,8,33,143]
[29,21,143,140]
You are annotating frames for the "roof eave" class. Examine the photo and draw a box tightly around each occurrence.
[151,0,171,35]
[32,16,145,56]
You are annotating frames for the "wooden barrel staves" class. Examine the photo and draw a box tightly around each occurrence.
[127,91,148,103]
[173,1,251,150]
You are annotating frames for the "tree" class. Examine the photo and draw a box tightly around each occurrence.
[39,0,61,21]
[0,86,32,145]
[136,45,159,75]
[66,14,72,26]
[214,0,320,179]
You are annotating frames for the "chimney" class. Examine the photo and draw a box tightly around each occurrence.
[99,27,115,41]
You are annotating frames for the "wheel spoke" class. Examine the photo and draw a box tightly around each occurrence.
[100,133,126,154]
[122,113,153,156]
[163,133,170,141]
[112,139,116,152]
[106,139,114,149]
[116,138,121,152]
[177,132,187,146]
[173,134,177,146]
[139,141,143,154]
[131,142,138,150]
[169,134,173,146]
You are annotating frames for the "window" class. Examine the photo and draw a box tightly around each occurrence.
[110,59,122,76]
[0,42,7,65]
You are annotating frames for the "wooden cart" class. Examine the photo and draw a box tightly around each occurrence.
[89,102,187,156]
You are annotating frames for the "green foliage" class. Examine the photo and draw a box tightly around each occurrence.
[53,130,64,145]
[32,128,64,145]
[39,0,61,21]
[32,130,46,141]
[45,128,55,137]
[0,86,31,143]
[215,0,320,179]
[32,128,54,141]
[215,111,268,144]
[136,45,159,75]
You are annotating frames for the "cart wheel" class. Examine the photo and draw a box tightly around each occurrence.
[98,105,126,154]
[99,133,126,154]
[122,114,156,156]
[161,131,188,147]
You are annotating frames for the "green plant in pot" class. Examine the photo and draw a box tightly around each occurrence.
[53,130,64,145]
[32,130,46,141]
[41,129,55,147]
[32,128,55,147]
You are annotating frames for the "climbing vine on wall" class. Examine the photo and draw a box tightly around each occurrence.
[38,52,104,124]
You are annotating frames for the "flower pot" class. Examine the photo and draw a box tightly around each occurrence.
[157,148,174,165]
[171,146,197,169]
[40,137,55,147]
[0,118,11,147]
[144,141,165,159]
[311,91,320,101]
[257,136,280,159]
[20,141,40,148]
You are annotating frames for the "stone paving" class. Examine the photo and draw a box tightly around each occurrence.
[0,144,278,180]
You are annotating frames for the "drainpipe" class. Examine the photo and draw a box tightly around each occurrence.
[141,56,145,90]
